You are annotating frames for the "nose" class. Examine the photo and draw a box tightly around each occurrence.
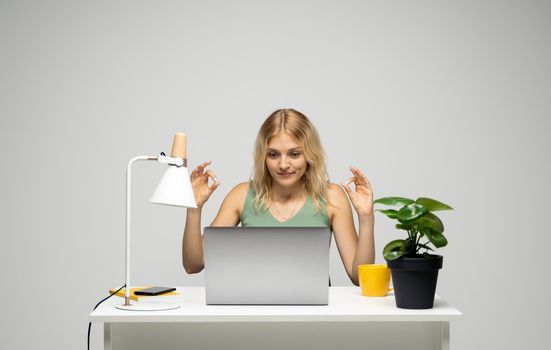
[279,156,290,170]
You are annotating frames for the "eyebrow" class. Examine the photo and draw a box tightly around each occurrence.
[267,147,302,152]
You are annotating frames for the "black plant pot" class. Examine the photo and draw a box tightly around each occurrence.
[387,254,443,309]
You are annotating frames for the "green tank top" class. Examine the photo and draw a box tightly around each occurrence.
[240,181,331,228]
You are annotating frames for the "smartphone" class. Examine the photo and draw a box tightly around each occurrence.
[134,286,176,296]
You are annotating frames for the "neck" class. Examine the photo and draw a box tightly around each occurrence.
[270,182,304,202]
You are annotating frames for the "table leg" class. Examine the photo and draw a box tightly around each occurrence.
[104,323,112,350]
[441,321,450,350]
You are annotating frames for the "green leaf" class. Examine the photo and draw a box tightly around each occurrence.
[397,204,428,222]
[422,227,448,248]
[416,212,444,233]
[415,197,453,211]
[374,197,414,206]
[384,239,405,250]
[384,240,406,261]
[384,250,404,261]
[395,223,412,230]
[383,239,405,254]
[375,209,398,219]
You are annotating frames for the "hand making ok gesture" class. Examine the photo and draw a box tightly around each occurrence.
[189,161,220,209]
[340,166,374,217]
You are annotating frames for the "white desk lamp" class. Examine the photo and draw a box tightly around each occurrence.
[116,133,197,311]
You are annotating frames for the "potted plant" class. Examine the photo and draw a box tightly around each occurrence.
[374,197,453,309]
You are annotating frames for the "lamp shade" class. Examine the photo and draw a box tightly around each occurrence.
[149,165,197,208]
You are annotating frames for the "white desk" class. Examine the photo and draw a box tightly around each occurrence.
[90,287,462,350]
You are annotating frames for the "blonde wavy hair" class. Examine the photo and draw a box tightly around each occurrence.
[251,109,328,213]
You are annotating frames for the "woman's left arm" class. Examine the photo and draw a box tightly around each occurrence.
[329,167,375,285]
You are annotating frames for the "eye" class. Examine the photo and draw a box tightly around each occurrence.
[289,151,302,158]
[267,151,279,159]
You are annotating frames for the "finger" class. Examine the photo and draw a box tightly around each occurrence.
[349,166,360,178]
[364,177,372,190]
[354,169,371,188]
[209,179,221,192]
[349,167,364,184]
[350,167,369,187]
[351,166,364,177]
[356,169,371,186]
[191,161,211,178]
[205,170,220,187]
[196,161,212,174]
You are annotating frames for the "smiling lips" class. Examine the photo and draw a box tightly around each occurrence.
[277,172,295,177]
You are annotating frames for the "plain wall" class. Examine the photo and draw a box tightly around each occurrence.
[1,0,550,349]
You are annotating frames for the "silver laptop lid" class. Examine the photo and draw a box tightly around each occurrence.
[204,226,331,305]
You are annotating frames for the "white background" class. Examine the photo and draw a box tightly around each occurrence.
[1,0,549,349]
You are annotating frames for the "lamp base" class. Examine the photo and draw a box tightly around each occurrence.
[116,302,181,311]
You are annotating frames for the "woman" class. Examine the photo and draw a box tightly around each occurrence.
[182,109,374,285]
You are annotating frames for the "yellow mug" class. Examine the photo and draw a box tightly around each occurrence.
[358,264,392,297]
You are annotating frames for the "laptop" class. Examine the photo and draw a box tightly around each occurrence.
[204,226,331,305]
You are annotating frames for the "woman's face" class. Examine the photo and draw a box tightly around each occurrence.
[265,131,308,188]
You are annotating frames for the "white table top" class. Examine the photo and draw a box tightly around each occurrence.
[89,287,462,323]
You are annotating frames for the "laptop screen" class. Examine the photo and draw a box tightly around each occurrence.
[204,226,331,305]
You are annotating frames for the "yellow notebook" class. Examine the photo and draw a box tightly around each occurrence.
[108,287,178,301]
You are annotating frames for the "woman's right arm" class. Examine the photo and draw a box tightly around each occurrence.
[183,161,220,274]
[183,207,207,274]
[182,161,247,273]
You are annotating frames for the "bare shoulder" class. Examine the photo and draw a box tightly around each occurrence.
[210,182,250,226]
[326,183,348,202]
[325,183,351,223]
[230,181,250,196]
[224,182,249,213]
[326,183,351,212]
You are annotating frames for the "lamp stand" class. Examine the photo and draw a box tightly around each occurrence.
[117,155,184,312]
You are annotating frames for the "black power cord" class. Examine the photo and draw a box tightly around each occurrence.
[88,284,125,350]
